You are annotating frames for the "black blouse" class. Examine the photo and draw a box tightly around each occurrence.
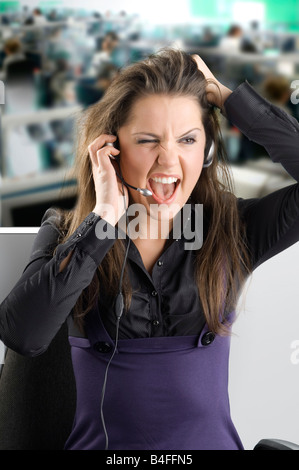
[1,81,299,355]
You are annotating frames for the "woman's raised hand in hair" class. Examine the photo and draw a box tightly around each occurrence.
[89,134,128,226]
[192,54,232,110]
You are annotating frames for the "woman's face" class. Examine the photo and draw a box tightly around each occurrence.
[117,93,206,223]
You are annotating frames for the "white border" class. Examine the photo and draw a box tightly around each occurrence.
[0,227,39,233]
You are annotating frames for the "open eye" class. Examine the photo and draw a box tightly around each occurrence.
[180,137,196,144]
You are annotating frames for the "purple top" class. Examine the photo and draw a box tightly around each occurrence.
[64,309,243,450]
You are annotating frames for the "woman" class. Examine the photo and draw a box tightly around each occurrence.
[0,49,299,450]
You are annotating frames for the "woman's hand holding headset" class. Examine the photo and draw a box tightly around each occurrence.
[88,134,128,226]
[192,54,232,110]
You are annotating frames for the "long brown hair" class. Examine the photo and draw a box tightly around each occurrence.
[58,48,251,334]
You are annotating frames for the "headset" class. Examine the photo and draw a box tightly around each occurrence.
[99,137,214,449]
[203,140,214,167]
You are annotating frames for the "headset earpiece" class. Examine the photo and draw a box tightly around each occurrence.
[106,141,120,160]
[203,141,214,168]
[107,135,120,150]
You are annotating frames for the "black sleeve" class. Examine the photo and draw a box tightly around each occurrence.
[224,81,299,269]
[0,209,117,356]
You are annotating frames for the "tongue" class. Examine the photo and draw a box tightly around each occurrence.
[150,180,175,200]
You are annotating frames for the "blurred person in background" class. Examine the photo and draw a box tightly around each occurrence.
[48,9,59,22]
[76,63,119,108]
[95,62,119,94]
[89,31,119,77]
[32,8,47,26]
[263,75,292,114]
[219,24,243,52]
[219,24,257,53]
[49,57,70,106]
[200,27,218,47]
[20,5,31,24]
[46,27,65,61]
[2,37,26,78]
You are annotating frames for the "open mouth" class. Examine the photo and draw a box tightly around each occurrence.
[148,175,180,204]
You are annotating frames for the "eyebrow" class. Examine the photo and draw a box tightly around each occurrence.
[132,128,202,138]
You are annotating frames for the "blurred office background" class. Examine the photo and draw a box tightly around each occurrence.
[1,1,299,451]
[0,0,299,226]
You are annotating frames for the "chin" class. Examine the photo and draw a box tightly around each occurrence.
[148,201,182,221]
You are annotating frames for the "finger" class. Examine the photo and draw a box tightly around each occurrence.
[89,138,118,168]
[88,134,117,163]
[105,142,119,160]
[89,133,117,149]
[191,54,203,69]
[192,54,215,80]
[94,146,120,175]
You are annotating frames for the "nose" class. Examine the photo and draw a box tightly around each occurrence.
[157,142,180,167]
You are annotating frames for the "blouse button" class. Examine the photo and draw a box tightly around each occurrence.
[94,341,112,353]
[157,260,163,266]
[152,320,160,326]
[151,290,158,297]
[201,332,215,346]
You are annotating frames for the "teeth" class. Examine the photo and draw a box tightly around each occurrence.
[151,176,178,184]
